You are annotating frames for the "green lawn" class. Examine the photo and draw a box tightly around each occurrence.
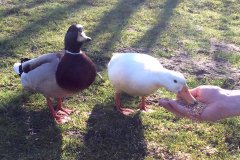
[0,0,240,159]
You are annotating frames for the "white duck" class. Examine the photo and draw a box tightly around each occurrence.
[108,53,196,115]
[13,24,96,124]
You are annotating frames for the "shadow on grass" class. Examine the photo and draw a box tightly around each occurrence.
[0,0,91,57]
[88,0,179,71]
[87,0,145,71]
[76,103,147,160]
[90,0,144,50]
[132,0,179,53]
[0,92,62,159]
[1,0,48,19]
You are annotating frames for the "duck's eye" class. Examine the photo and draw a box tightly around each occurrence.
[173,80,177,83]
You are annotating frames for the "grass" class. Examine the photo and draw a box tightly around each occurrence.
[0,0,240,159]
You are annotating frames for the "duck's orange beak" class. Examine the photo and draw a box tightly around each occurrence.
[178,85,196,105]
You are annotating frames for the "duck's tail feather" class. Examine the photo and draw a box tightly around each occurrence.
[21,58,31,63]
[13,63,22,77]
[13,58,31,77]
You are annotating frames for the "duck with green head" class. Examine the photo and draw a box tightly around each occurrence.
[13,24,96,124]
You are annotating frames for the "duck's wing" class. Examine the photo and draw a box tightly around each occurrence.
[18,52,66,95]
[22,53,63,73]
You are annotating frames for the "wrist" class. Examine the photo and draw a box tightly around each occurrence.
[223,89,240,117]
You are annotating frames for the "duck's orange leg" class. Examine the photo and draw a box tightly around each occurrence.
[46,98,70,124]
[115,92,134,116]
[139,96,149,111]
[56,98,74,115]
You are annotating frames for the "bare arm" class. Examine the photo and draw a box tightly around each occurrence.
[159,85,240,121]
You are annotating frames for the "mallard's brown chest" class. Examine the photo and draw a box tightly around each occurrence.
[55,53,96,92]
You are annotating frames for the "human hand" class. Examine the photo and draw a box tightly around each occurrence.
[159,85,240,121]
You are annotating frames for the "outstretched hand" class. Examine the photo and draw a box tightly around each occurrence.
[159,85,240,122]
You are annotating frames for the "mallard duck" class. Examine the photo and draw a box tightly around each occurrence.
[13,24,96,124]
[108,53,196,115]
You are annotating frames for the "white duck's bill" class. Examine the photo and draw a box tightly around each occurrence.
[178,86,196,104]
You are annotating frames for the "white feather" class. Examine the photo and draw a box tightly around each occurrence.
[108,53,186,96]
[13,63,21,75]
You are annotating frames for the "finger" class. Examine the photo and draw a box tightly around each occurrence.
[176,87,198,100]
[189,87,199,97]
[166,100,190,117]
[158,99,186,118]
[167,100,202,120]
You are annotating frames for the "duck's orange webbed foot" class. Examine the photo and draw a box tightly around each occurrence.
[118,107,135,116]
[115,92,135,116]
[138,96,151,112]
[56,98,74,115]
[46,97,72,124]
[54,114,71,124]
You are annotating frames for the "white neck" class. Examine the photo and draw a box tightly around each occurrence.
[65,50,83,55]
[156,69,170,86]
[156,69,185,93]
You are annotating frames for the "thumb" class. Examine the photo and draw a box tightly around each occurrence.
[189,87,199,98]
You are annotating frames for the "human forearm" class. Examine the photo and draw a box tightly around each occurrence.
[222,89,240,117]
[159,86,240,122]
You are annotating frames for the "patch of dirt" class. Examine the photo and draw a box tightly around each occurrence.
[146,141,173,159]
[200,146,218,156]
[210,38,240,53]
[116,47,149,53]
[0,2,15,7]
[160,50,240,89]
[116,42,240,89]
[147,141,191,160]
[116,47,171,54]
[64,129,85,139]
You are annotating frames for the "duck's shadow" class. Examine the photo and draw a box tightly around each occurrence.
[0,92,62,159]
[76,103,147,160]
